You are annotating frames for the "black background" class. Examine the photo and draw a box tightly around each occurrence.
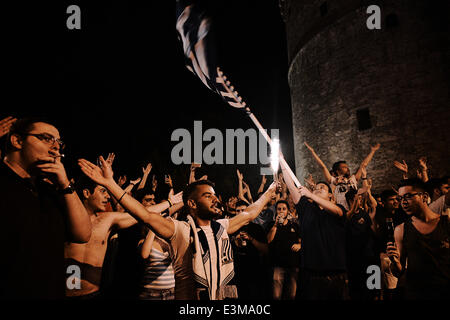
[2,0,294,200]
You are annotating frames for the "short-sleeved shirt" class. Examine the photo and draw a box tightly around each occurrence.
[0,162,67,298]
[169,218,231,300]
[429,195,450,216]
[296,197,347,271]
[267,221,301,268]
[345,210,379,269]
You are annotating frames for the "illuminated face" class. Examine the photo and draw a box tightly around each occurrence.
[276,202,288,219]
[142,194,156,206]
[337,163,350,177]
[17,122,63,170]
[397,186,426,216]
[313,183,330,200]
[86,185,111,212]
[190,184,221,220]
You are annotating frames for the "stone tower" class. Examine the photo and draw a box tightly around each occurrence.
[280,0,450,192]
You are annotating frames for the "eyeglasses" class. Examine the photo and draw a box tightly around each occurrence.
[396,192,422,202]
[24,133,65,150]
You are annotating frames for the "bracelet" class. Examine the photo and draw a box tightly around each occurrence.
[167,199,173,207]
[118,191,127,204]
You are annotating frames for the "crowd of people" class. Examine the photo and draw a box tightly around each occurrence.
[0,116,449,300]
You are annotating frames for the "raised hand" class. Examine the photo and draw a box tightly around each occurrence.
[117,175,127,187]
[371,143,381,151]
[298,185,313,199]
[190,163,201,171]
[198,175,208,181]
[105,153,116,166]
[78,156,114,186]
[130,177,142,186]
[236,169,243,181]
[260,175,267,186]
[418,157,427,170]
[164,174,173,188]
[142,163,152,175]
[291,242,301,252]
[0,116,17,138]
[393,160,408,174]
[303,141,314,152]
[304,173,315,188]
[169,190,183,205]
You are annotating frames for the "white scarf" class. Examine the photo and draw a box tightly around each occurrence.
[186,215,236,300]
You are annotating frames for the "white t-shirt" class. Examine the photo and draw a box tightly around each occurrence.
[429,195,450,216]
[330,174,358,210]
[168,218,231,300]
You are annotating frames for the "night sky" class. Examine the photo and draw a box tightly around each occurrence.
[2,1,294,200]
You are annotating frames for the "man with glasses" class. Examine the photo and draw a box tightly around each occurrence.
[0,118,92,299]
[387,178,450,299]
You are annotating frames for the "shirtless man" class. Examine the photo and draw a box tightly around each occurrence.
[77,156,278,300]
[65,174,183,298]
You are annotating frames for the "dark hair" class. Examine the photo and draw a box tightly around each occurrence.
[5,117,57,153]
[398,178,427,193]
[332,161,347,175]
[133,187,155,203]
[316,181,332,193]
[425,178,446,196]
[235,200,248,208]
[182,179,215,205]
[75,175,98,200]
[380,189,398,202]
[275,200,290,211]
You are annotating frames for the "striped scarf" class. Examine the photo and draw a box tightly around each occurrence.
[186,215,236,300]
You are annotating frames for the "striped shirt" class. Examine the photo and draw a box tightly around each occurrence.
[141,239,175,290]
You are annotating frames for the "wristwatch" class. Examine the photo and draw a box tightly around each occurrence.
[59,183,75,195]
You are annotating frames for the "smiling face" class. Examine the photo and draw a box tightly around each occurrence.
[188,184,221,220]
[85,185,111,213]
[398,185,427,216]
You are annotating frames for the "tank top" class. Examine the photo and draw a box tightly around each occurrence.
[403,216,450,298]
[140,238,175,290]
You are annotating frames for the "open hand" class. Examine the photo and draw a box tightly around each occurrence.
[0,116,16,138]
[78,156,114,186]
[393,160,408,173]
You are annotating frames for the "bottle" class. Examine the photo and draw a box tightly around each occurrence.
[386,217,395,243]
[386,217,396,263]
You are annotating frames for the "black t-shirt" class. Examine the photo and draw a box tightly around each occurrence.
[345,210,379,270]
[231,222,267,276]
[268,220,301,268]
[296,196,347,271]
[0,162,67,298]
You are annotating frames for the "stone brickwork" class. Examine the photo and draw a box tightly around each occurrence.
[282,0,450,192]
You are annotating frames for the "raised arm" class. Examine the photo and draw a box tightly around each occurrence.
[139,228,156,259]
[78,156,175,240]
[36,156,91,243]
[298,185,343,217]
[138,163,152,190]
[257,175,267,195]
[416,157,429,183]
[189,163,201,184]
[228,182,278,234]
[304,142,333,184]
[393,160,409,180]
[355,143,380,181]
[280,154,301,204]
